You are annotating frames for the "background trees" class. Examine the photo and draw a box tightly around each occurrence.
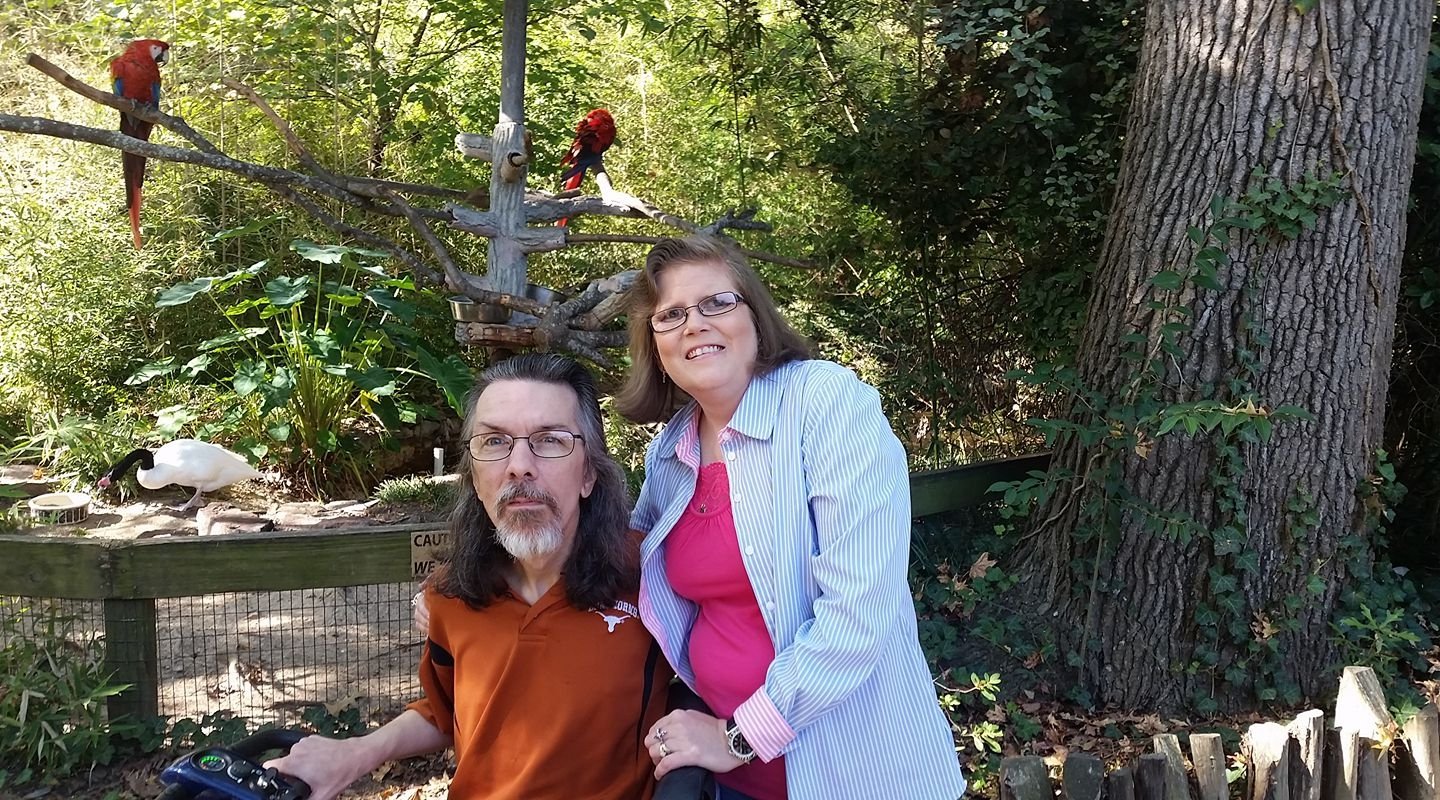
[1015,0,1433,710]
[0,0,1436,715]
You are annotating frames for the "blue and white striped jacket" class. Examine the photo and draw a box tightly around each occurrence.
[633,359,966,800]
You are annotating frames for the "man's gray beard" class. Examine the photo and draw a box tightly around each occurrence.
[494,515,565,561]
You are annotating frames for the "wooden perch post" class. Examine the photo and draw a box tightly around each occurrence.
[487,0,531,299]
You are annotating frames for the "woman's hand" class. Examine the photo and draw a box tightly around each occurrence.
[644,709,749,781]
[412,590,430,633]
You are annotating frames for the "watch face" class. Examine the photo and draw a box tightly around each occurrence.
[727,724,754,758]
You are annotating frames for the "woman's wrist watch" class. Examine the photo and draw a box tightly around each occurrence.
[724,718,756,764]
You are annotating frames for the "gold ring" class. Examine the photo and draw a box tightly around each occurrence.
[658,742,671,758]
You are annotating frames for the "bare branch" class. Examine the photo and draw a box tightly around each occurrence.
[222,78,333,178]
[27,53,222,155]
[701,208,774,236]
[5,52,807,364]
[565,233,815,269]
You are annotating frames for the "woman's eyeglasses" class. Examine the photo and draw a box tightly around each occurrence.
[649,291,746,333]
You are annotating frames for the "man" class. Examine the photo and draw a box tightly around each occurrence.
[267,354,670,800]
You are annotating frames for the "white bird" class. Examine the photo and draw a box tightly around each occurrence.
[98,439,263,511]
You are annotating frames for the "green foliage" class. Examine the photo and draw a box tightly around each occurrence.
[0,599,130,787]
[373,474,458,508]
[3,411,142,488]
[133,237,466,495]
[995,165,1356,709]
[299,704,367,738]
[1331,449,1433,699]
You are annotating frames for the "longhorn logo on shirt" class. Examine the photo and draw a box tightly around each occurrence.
[594,600,639,633]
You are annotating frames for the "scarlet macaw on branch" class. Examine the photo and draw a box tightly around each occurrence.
[556,108,616,227]
[110,38,170,249]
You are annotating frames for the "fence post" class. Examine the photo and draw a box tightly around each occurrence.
[1154,733,1192,800]
[1190,732,1228,800]
[103,597,159,720]
[1000,756,1052,800]
[1138,753,1172,800]
[1063,753,1105,800]
[1397,704,1440,800]
[1247,722,1293,800]
[1109,766,1137,800]
[1290,709,1326,800]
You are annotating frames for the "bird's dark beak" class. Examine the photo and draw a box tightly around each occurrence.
[155,50,168,65]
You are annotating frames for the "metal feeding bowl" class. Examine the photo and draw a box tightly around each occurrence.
[449,284,569,324]
[449,296,508,323]
[28,492,92,524]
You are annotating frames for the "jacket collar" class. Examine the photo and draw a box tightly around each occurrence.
[655,363,793,460]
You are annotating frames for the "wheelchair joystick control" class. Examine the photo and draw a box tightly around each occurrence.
[158,730,312,800]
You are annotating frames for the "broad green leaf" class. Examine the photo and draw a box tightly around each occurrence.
[213,261,269,293]
[126,358,179,386]
[351,366,398,396]
[290,240,353,264]
[207,216,282,242]
[181,354,213,377]
[265,275,311,306]
[233,360,268,396]
[365,288,419,321]
[155,404,198,438]
[410,348,475,416]
[156,277,217,307]
[1150,270,1183,290]
[199,328,267,352]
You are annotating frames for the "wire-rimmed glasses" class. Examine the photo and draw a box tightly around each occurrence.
[466,431,584,461]
[648,291,747,333]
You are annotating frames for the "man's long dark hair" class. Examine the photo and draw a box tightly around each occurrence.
[431,354,637,611]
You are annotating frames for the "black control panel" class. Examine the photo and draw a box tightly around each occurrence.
[158,730,311,800]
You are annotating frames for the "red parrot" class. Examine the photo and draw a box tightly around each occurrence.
[110,38,170,249]
[556,108,616,227]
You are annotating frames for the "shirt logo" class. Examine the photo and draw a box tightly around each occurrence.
[594,601,638,633]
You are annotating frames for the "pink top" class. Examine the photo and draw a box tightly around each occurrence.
[665,462,787,800]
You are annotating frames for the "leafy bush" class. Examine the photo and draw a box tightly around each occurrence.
[0,600,130,787]
[132,238,472,496]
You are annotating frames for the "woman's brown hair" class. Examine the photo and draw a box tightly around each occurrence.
[614,236,813,424]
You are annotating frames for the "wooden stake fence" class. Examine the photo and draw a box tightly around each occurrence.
[998,667,1438,800]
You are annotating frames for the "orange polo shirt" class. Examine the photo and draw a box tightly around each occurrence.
[408,582,670,800]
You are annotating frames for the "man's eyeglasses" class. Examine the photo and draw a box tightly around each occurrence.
[648,291,746,333]
[466,431,584,462]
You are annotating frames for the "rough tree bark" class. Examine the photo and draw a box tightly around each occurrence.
[1017,0,1432,710]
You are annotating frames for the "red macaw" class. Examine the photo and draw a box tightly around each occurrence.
[556,108,616,227]
[110,38,170,250]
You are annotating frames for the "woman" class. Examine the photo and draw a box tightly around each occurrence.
[618,236,965,800]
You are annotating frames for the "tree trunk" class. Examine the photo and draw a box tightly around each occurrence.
[1018,0,1431,710]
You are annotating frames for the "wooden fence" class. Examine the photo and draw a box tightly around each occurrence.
[0,453,1050,720]
[999,667,1439,800]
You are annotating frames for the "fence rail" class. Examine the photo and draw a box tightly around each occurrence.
[998,667,1440,800]
[0,453,1049,720]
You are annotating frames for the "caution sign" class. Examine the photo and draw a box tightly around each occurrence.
[411,529,452,580]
